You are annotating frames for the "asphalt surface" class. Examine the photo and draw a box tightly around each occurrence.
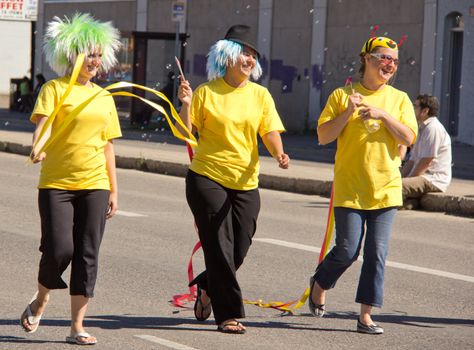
[1,152,473,349]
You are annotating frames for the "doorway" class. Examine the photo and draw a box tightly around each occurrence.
[440,13,463,136]
[131,31,187,126]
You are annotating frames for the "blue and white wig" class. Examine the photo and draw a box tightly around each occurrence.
[206,40,262,81]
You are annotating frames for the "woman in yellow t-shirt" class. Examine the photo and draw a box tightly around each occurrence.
[20,14,122,345]
[177,25,289,334]
[308,36,418,334]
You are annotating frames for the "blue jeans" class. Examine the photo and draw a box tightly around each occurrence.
[313,207,397,307]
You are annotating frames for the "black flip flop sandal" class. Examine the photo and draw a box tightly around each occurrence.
[194,286,212,321]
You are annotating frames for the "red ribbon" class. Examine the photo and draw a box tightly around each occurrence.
[398,34,408,47]
[170,142,203,308]
[370,24,379,38]
[171,240,201,308]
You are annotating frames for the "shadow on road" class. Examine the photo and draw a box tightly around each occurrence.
[304,310,474,328]
[1,310,472,344]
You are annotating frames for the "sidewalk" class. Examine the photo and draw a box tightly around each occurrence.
[1,108,473,217]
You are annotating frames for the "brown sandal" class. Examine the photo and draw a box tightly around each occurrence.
[217,320,246,334]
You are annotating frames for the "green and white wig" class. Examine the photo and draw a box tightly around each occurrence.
[44,13,121,76]
[206,40,262,81]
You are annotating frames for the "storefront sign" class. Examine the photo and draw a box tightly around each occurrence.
[0,0,37,21]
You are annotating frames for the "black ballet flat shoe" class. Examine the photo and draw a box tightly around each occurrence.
[308,276,325,317]
[357,319,384,334]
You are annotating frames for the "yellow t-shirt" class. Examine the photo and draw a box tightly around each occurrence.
[31,77,122,190]
[319,82,418,209]
[190,78,285,190]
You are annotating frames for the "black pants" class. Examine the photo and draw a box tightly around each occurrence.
[38,189,110,297]
[186,170,260,324]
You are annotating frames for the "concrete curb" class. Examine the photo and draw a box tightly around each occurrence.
[116,155,189,177]
[0,141,31,156]
[420,193,474,218]
[259,174,332,197]
[1,140,473,217]
[116,155,334,197]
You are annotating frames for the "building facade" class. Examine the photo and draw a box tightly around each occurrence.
[0,20,33,107]
[31,0,473,144]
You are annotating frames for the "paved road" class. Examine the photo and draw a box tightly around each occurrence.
[1,152,473,349]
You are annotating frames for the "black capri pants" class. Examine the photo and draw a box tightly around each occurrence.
[38,189,110,297]
[186,170,260,325]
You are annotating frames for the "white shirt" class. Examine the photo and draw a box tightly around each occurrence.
[408,117,452,191]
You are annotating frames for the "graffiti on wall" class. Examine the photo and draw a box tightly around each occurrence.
[270,59,297,93]
[193,54,207,77]
[192,54,329,93]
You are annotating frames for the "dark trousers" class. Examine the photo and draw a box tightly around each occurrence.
[186,170,260,324]
[38,189,110,297]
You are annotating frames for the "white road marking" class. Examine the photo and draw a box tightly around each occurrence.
[255,238,474,283]
[135,335,198,350]
[116,210,147,217]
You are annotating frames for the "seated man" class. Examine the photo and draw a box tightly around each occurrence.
[401,94,452,200]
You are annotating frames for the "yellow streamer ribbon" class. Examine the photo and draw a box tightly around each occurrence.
[30,53,85,160]
[243,289,310,314]
[31,55,196,161]
[244,188,335,315]
[104,81,196,147]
